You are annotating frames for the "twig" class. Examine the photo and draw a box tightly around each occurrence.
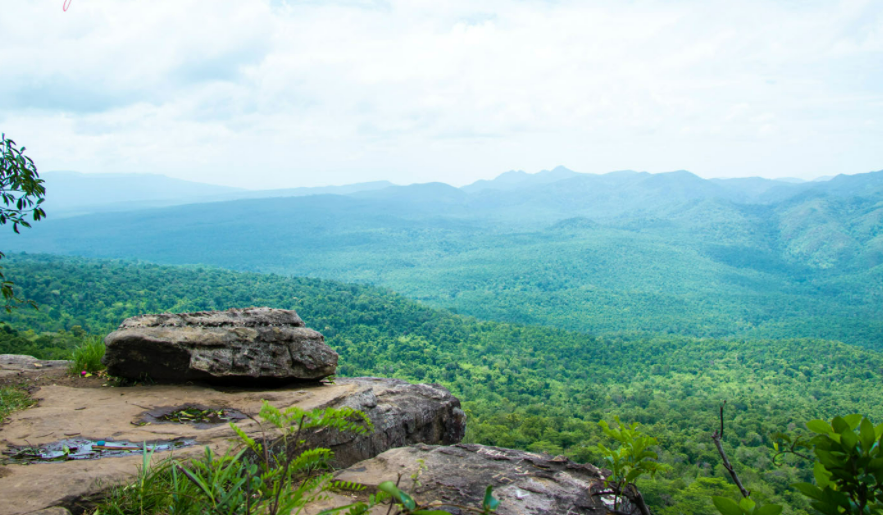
[270,414,305,515]
[711,402,750,498]
[628,484,652,515]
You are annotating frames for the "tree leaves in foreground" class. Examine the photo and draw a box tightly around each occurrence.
[770,415,883,515]
[0,134,46,311]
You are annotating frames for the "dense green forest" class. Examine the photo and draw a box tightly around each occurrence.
[8,170,883,348]
[3,254,883,514]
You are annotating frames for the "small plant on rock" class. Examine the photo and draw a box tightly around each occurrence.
[594,416,668,515]
[227,401,374,515]
[68,335,106,376]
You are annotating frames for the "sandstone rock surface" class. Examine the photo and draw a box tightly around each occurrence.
[102,307,338,384]
[0,355,70,378]
[0,376,465,515]
[313,444,609,515]
[0,355,69,368]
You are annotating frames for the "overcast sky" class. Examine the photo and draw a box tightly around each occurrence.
[2,0,881,188]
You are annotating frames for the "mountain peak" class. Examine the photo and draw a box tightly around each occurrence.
[462,166,580,193]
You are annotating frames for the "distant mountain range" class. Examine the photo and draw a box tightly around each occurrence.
[11,166,883,346]
[41,171,394,217]
[41,167,856,218]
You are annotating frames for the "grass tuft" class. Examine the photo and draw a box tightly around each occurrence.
[96,454,203,515]
[68,335,106,375]
[0,386,36,422]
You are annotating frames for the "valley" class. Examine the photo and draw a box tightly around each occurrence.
[8,168,883,347]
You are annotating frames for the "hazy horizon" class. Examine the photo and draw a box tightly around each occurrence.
[40,165,854,191]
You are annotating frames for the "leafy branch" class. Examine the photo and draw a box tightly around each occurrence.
[773,415,883,515]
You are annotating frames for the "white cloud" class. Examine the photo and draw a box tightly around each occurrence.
[1,0,881,187]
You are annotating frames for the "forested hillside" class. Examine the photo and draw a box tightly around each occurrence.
[3,254,883,515]
[7,170,883,347]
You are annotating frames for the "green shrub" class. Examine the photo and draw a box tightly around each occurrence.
[595,417,669,515]
[68,335,105,375]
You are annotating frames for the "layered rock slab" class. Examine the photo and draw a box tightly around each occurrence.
[0,377,465,515]
[102,307,338,384]
[0,355,70,381]
[313,444,609,515]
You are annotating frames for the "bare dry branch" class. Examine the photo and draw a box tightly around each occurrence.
[712,402,750,498]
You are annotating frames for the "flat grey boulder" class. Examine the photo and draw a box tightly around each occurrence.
[103,307,337,384]
[317,444,609,514]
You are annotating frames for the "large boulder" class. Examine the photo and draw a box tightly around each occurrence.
[102,307,337,384]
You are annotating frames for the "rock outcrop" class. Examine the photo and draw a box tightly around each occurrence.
[102,308,338,384]
[0,375,464,515]
[312,443,609,514]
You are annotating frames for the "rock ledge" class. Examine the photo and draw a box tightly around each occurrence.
[0,376,465,515]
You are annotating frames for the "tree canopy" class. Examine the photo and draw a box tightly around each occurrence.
[4,254,883,514]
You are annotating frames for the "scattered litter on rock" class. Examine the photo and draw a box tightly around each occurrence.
[160,407,243,424]
[1,437,195,464]
[135,404,247,429]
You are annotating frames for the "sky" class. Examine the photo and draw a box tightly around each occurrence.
[1,0,882,189]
